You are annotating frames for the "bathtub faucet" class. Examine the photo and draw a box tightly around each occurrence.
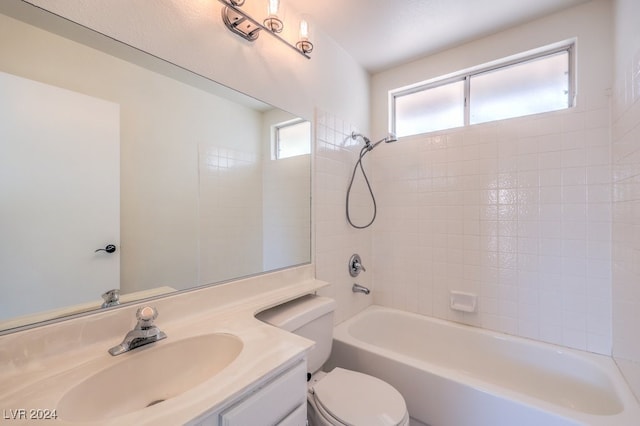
[352,283,371,295]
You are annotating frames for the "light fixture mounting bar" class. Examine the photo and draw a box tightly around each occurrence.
[217,0,311,59]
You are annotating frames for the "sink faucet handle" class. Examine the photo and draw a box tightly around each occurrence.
[101,289,120,308]
[136,306,158,328]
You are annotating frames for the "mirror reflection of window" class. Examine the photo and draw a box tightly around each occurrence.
[274,120,311,160]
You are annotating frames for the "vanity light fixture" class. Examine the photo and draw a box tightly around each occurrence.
[263,0,283,33]
[296,19,313,54]
[218,0,312,59]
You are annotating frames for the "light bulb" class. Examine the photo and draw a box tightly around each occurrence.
[296,19,313,54]
[299,19,309,40]
[268,0,279,16]
[263,0,283,33]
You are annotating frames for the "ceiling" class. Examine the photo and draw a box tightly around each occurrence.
[287,0,591,73]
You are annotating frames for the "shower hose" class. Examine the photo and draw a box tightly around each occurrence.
[346,145,377,229]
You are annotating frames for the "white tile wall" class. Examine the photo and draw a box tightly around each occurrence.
[363,0,614,353]
[314,110,374,324]
[199,141,264,284]
[612,0,640,399]
[371,107,612,354]
[262,154,311,271]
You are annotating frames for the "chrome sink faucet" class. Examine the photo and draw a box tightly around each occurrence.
[108,306,167,356]
[101,289,120,308]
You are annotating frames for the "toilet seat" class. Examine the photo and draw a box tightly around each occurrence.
[310,368,409,426]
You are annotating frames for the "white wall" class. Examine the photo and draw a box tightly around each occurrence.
[612,0,640,401]
[24,0,370,132]
[369,0,613,354]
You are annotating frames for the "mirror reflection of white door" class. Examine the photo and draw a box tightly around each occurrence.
[0,71,120,321]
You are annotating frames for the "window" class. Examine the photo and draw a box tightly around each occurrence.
[273,119,311,159]
[395,79,465,135]
[391,43,574,137]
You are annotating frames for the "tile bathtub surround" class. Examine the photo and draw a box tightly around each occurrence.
[612,0,640,398]
[311,0,640,399]
[370,107,612,355]
[363,0,615,356]
[312,106,613,355]
[314,110,374,324]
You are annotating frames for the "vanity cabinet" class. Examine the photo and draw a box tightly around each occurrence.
[189,359,307,426]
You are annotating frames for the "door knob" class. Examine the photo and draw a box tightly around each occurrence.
[95,244,116,254]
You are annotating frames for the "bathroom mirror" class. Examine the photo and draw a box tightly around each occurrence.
[0,2,311,333]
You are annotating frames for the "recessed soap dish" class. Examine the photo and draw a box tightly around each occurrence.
[450,291,477,313]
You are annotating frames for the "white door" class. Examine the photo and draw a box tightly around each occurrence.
[0,71,120,321]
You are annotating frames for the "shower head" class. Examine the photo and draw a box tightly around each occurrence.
[351,131,397,151]
[368,132,398,151]
[382,133,398,143]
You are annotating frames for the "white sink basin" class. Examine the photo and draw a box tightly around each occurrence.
[57,333,243,422]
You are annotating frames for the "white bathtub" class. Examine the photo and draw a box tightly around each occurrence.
[326,305,640,426]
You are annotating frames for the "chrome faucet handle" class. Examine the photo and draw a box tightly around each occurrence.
[101,289,120,308]
[349,254,366,277]
[135,306,159,328]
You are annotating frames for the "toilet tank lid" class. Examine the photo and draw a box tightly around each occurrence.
[256,295,336,332]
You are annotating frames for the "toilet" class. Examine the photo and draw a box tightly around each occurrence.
[256,295,410,426]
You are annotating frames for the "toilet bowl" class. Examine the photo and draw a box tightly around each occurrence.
[308,368,409,426]
[256,295,409,426]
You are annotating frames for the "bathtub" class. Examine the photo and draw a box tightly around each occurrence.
[326,305,640,426]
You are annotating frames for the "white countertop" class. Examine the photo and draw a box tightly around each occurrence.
[0,265,325,425]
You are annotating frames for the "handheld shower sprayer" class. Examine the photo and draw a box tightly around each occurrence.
[346,131,398,229]
[351,131,397,152]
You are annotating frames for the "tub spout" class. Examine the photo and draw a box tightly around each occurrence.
[352,283,370,295]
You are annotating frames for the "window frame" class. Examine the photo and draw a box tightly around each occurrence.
[390,42,575,137]
[272,118,311,160]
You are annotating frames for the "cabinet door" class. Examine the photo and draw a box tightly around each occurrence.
[220,361,307,426]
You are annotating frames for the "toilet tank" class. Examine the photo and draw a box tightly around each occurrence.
[256,295,336,374]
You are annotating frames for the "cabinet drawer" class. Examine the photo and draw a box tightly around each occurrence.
[277,403,306,426]
[219,361,307,426]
